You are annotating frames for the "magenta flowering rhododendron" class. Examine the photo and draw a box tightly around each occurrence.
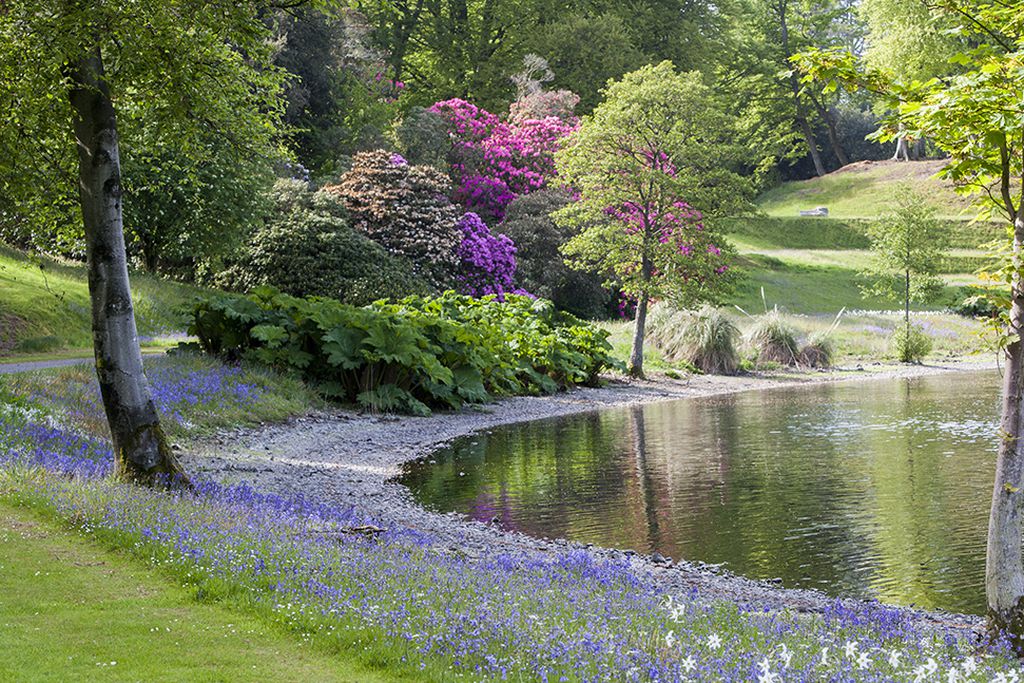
[429,98,578,223]
[456,212,519,298]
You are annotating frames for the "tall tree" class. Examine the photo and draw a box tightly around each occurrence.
[0,1,287,484]
[796,0,1024,646]
[554,63,750,378]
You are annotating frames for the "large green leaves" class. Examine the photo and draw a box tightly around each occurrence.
[189,289,620,415]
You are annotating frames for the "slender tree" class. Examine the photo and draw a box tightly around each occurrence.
[796,0,1024,646]
[860,185,947,360]
[554,62,750,378]
[0,1,287,484]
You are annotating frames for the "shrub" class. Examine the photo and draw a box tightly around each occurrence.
[455,212,518,298]
[326,150,462,288]
[890,324,933,363]
[647,305,739,375]
[394,106,452,169]
[221,179,427,305]
[429,98,577,223]
[745,312,799,366]
[189,289,621,415]
[799,332,835,368]
[499,189,609,318]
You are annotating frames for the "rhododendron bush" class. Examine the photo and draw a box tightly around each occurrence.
[325,150,462,289]
[456,212,518,298]
[429,98,578,223]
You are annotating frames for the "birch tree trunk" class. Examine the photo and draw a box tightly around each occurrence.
[67,48,187,485]
[987,214,1024,651]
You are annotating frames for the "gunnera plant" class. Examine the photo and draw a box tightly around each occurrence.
[890,323,933,363]
[798,331,835,368]
[745,311,799,366]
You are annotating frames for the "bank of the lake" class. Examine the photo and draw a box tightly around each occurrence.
[183,356,998,633]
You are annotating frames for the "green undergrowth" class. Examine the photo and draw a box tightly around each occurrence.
[0,244,203,356]
[190,288,620,415]
[0,502,409,683]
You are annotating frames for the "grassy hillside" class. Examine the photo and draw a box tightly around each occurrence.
[722,160,1005,314]
[755,159,973,219]
[0,245,202,357]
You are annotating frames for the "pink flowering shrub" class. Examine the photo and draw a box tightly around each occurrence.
[429,98,578,223]
[456,212,519,298]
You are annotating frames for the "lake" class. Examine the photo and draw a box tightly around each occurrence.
[400,371,1002,614]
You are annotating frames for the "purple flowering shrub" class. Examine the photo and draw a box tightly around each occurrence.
[456,212,519,298]
[0,375,1021,681]
[429,98,578,223]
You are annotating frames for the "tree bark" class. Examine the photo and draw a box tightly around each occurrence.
[628,293,648,379]
[67,48,187,486]
[807,91,850,167]
[988,214,1024,652]
[777,0,826,177]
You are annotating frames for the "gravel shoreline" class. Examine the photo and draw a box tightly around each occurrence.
[182,357,998,634]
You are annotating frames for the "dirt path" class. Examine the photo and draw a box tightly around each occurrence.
[182,358,997,634]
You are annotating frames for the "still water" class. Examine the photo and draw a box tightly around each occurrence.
[400,371,1003,614]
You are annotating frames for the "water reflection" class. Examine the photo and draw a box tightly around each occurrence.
[400,372,1001,614]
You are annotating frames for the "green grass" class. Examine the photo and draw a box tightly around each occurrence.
[0,244,204,356]
[754,159,972,219]
[0,502,405,683]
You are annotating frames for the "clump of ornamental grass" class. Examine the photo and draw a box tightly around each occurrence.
[672,305,740,375]
[799,331,835,368]
[745,310,799,366]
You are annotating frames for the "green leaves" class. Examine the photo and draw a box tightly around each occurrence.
[189,289,618,415]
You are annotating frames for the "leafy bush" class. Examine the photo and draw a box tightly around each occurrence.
[890,324,933,363]
[326,150,462,288]
[952,286,1001,318]
[394,106,452,169]
[647,305,739,375]
[221,179,427,305]
[745,312,799,366]
[189,289,620,415]
[798,332,835,368]
[455,212,519,298]
[499,189,609,318]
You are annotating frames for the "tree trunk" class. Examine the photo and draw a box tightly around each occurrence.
[987,214,1024,652]
[808,92,850,167]
[777,0,827,177]
[67,48,187,486]
[628,294,648,379]
[892,136,910,161]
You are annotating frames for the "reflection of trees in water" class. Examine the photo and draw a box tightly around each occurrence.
[402,372,999,613]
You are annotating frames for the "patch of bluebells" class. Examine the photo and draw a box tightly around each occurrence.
[456,212,519,299]
[2,367,1023,680]
[3,356,267,436]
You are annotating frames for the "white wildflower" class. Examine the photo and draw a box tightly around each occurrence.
[844,641,859,658]
[707,634,722,651]
[962,657,977,675]
[820,646,829,667]
[681,656,696,673]
[665,630,676,648]
[888,651,903,668]
[779,643,793,668]
[856,651,871,670]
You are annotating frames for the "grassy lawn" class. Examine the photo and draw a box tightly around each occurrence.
[0,244,203,356]
[754,159,972,219]
[0,502,406,683]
